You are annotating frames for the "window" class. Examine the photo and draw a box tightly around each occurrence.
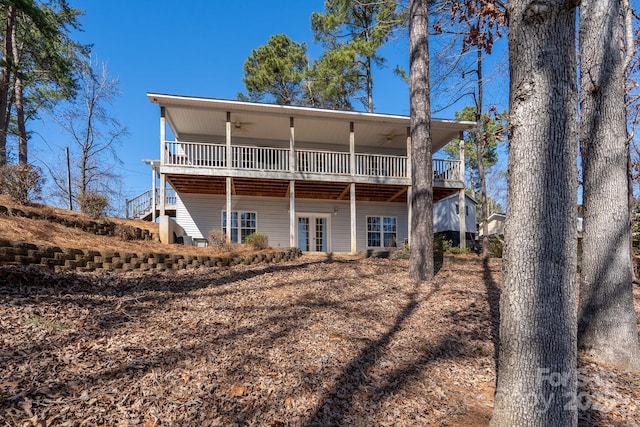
[222,211,257,243]
[455,203,459,215]
[367,216,397,247]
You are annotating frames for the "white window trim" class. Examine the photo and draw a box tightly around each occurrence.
[366,215,398,248]
[221,210,258,244]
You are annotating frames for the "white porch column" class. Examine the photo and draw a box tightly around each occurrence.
[350,183,356,254]
[160,107,166,165]
[289,118,296,248]
[225,112,232,243]
[226,177,232,243]
[159,173,166,217]
[289,181,296,248]
[349,122,355,176]
[350,122,356,254]
[458,132,466,248]
[226,112,232,169]
[289,117,296,173]
[406,127,412,247]
[151,165,157,222]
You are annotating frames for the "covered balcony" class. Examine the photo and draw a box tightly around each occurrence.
[162,140,461,185]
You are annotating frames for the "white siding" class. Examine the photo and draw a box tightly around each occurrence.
[175,192,409,252]
[433,193,477,234]
[433,196,455,233]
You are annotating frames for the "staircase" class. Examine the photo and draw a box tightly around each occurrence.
[126,188,176,220]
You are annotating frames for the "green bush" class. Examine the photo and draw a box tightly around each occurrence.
[446,246,471,254]
[77,191,109,218]
[434,234,453,254]
[245,232,269,250]
[0,163,44,204]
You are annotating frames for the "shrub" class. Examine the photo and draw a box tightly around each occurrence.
[245,232,269,250]
[208,228,235,252]
[434,234,453,254]
[77,191,109,218]
[487,238,504,258]
[0,163,44,204]
[446,246,471,254]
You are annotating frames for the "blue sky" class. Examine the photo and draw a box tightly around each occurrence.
[30,0,508,211]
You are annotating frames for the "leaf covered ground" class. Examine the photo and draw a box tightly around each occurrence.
[0,255,639,426]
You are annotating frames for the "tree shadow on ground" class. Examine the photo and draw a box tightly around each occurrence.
[482,257,501,376]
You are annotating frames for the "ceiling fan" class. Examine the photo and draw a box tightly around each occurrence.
[224,120,253,134]
[378,132,404,145]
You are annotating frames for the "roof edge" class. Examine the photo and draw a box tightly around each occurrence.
[146,92,477,127]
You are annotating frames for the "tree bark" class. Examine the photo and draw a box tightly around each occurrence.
[9,6,27,165]
[491,0,578,425]
[408,0,434,281]
[578,0,640,371]
[0,5,16,166]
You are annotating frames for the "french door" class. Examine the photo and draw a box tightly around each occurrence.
[297,214,330,252]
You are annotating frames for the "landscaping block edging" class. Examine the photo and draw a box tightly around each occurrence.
[0,239,302,273]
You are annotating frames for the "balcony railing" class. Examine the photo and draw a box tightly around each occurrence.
[232,145,289,171]
[355,153,406,178]
[163,141,461,181]
[298,149,350,175]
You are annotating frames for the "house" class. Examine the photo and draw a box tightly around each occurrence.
[478,212,506,239]
[433,192,477,246]
[132,93,475,253]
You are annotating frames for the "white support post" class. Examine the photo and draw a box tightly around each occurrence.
[226,112,232,244]
[349,122,355,176]
[289,118,296,248]
[160,173,166,217]
[226,177,232,243]
[459,189,466,249]
[289,180,296,248]
[289,117,296,173]
[226,112,232,169]
[151,165,157,222]
[406,126,412,179]
[458,132,466,249]
[160,107,166,165]
[350,183,356,254]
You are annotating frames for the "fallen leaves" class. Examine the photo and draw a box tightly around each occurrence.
[0,256,638,426]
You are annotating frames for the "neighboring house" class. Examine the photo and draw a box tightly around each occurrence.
[433,192,477,246]
[478,213,506,239]
[478,209,583,240]
[131,93,474,253]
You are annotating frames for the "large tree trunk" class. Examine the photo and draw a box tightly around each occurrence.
[491,0,578,425]
[408,0,434,281]
[578,0,640,371]
[10,9,26,165]
[366,55,373,113]
[0,5,16,166]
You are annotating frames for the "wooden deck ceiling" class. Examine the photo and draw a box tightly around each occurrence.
[166,174,458,203]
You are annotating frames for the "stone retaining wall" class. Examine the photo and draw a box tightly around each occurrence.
[0,205,157,241]
[0,239,302,273]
